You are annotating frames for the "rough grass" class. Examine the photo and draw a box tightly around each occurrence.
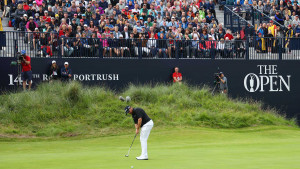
[0,81,296,138]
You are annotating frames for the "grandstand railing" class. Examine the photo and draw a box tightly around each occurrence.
[224,5,254,34]
[225,5,286,31]
[1,31,300,60]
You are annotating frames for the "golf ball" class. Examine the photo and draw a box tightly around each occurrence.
[131,166,134,168]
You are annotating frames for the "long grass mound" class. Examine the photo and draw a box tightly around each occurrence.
[0,82,296,138]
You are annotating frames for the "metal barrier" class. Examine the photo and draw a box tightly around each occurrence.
[1,31,300,60]
[225,5,286,31]
[0,31,60,58]
[224,5,254,34]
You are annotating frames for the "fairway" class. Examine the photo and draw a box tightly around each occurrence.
[1,127,300,169]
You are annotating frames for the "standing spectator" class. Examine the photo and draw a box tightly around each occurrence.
[172,67,182,83]
[61,62,72,81]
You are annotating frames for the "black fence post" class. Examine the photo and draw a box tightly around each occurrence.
[246,36,249,60]
[175,40,179,59]
[278,38,282,60]
[251,6,255,26]
[138,41,142,59]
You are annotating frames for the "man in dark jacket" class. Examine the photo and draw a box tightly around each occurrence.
[61,62,72,81]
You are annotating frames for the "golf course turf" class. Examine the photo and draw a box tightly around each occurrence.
[1,126,300,169]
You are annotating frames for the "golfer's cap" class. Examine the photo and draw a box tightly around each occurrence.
[269,20,273,23]
[74,13,77,16]
[258,33,262,35]
[29,16,33,20]
[84,24,88,27]
[139,17,143,20]
[52,60,56,64]
[23,14,28,17]
[80,19,84,22]
[125,5,128,8]
[33,1,36,3]
[21,50,26,55]
[64,62,69,65]
[44,10,48,13]
[172,16,175,19]
[35,13,39,16]
[124,106,131,114]
[35,28,39,30]
[208,35,212,38]
[82,14,86,17]
[289,24,292,27]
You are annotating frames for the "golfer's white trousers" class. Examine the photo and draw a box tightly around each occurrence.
[140,120,154,158]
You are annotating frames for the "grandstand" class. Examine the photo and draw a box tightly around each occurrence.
[0,0,300,60]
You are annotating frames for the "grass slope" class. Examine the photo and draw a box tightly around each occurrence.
[0,82,296,138]
[0,127,300,169]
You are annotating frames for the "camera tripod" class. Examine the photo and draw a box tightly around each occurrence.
[211,82,220,95]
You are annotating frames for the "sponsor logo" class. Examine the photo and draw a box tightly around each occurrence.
[244,65,291,92]
[8,73,119,85]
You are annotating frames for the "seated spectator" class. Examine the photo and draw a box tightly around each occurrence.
[217,38,225,58]
[40,33,53,57]
[224,29,234,40]
[157,33,168,58]
[172,67,182,83]
[61,62,72,82]
[224,37,233,58]
[49,60,60,81]
[234,34,245,58]
[275,10,284,25]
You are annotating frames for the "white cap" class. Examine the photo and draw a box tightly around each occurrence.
[23,14,28,17]
[52,60,56,64]
[33,1,36,3]
[64,62,69,65]
[84,24,88,27]
[119,34,123,37]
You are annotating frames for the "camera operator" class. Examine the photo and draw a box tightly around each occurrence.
[20,50,32,91]
[218,72,228,94]
[61,62,72,82]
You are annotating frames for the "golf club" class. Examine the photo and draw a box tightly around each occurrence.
[125,134,137,157]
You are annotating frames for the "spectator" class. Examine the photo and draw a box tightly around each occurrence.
[172,67,182,83]
[234,34,245,58]
[20,50,32,91]
[219,72,228,94]
[49,60,60,81]
[61,62,72,81]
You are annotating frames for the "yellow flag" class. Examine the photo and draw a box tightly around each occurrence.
[5,0,7,6]
[0,18,3,31]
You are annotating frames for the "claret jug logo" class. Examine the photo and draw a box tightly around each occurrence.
[244,65,291,92]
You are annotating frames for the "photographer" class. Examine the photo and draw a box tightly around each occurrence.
[219,72,228,94]
[20,50,32,91]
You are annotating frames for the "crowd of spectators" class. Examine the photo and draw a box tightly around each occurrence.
[1,0,247,58]
[226,0,300,53]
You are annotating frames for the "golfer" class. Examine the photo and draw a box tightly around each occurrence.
[125,106,154,160]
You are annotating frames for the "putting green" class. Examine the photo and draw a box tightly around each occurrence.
[1,127,300,169]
